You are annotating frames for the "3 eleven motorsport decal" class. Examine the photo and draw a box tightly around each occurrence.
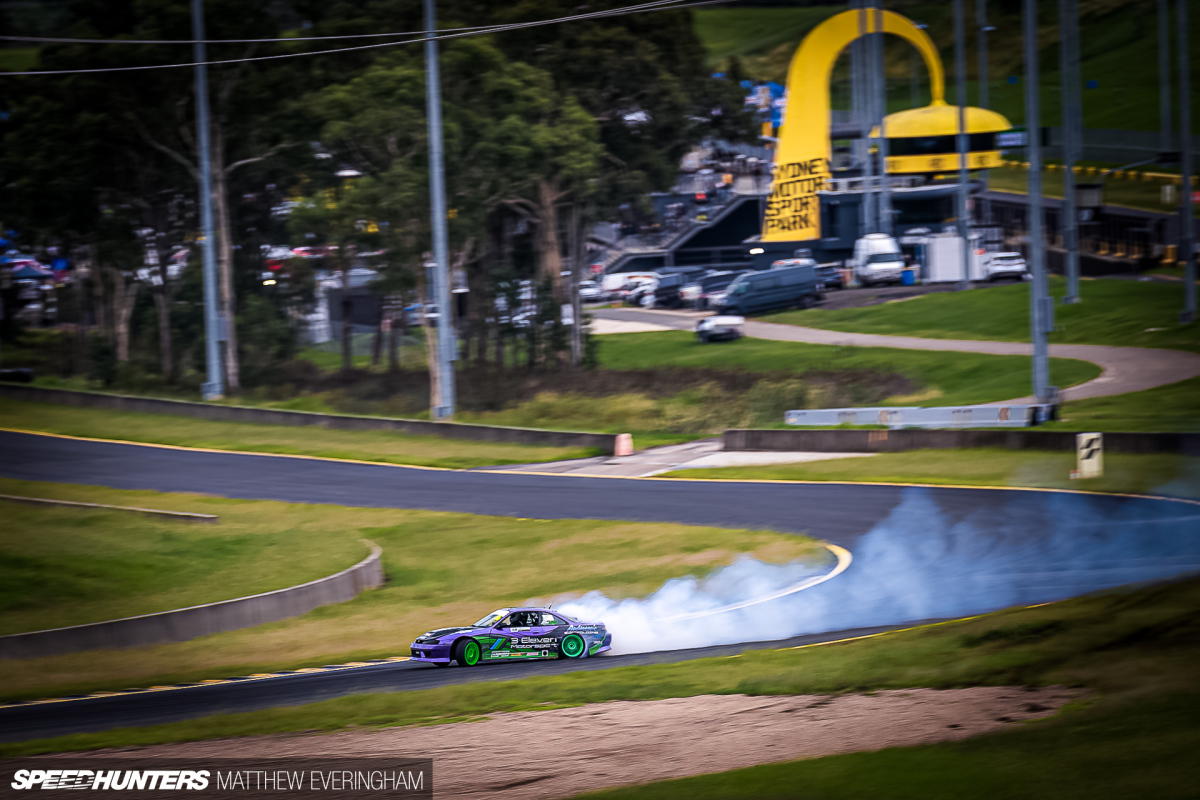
[481,624,602,660]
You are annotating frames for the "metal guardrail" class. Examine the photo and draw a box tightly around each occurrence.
[784,404,1057,429]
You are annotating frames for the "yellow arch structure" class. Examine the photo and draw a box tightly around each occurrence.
[763,8,946,242]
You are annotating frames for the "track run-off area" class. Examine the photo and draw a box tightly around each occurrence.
[2,428,1199,742]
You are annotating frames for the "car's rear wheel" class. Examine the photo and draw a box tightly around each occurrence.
[558,633,587,659]
[452,638,482,667]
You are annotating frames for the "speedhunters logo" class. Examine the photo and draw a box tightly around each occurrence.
[11,770,210,790]
[3,760,431,798]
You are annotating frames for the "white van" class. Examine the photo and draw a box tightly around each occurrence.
[851,233,905,286]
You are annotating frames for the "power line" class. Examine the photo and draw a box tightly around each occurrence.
[0,21,503,45]
[1,0,728,76]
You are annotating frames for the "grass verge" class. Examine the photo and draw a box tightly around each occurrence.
[0,397,600,469]
[5,574,1198,757]
[660,449,1200,500]
[0,478,824,702]
[0,497,366,636]
[593,331,1100,407]
[1043,376,1200,433]
[764,276,1200,353]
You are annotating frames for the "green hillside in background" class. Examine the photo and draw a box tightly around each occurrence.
[694,0,1200,133]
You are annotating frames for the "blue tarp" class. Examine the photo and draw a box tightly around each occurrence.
[11,264,52,278]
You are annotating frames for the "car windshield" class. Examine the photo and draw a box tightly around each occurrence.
[866,253,902,264]
[471,610,508,627]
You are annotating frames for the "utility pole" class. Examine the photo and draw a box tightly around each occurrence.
[977,0,990,225]
[954,0,972,291]
[874,4,892,236]
[424,0,456,417]
[1179,0,1195,323]
[1024,0,1052,402]
[192,0,223,400]
[853,1,875,234]
[569,203,583,366]
[1060,0,1082,303]
[1158,0,1172,154]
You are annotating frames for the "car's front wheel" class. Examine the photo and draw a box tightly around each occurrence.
[452,637,482,667]
[558,633,587,659]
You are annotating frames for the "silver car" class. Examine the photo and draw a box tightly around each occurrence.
[985,252,1029,281]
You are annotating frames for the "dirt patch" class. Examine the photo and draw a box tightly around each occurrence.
[89,687,1078,798]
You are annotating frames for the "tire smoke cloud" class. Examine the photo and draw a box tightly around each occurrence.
[559,489,1200,655]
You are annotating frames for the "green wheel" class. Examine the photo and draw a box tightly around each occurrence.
[559,633,587,659]
[453,638,481,667]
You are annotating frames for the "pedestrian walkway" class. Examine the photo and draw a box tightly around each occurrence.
[591,307,1200,403]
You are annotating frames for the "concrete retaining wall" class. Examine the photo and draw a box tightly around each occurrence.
[0,494,219,523]
[0,384,618,454]
[723,428,1200,456]
[0,542,384,660]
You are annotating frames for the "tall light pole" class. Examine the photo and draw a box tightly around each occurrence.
[875,4,892,236]
[192,0,223,400]
[977,0,990,226]
[1178,0,1195,323]
[1024,0,1052,403]
[853,1,875,234]
[1158,0,1172,154]
[1059,0,1082,304]
[954,0,971,291]
[424,0,456,417]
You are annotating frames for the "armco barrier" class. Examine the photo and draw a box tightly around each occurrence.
[723,428,1200,456]
[0,384,618,454]
[0,542,384,660]
[783,404,1056,429]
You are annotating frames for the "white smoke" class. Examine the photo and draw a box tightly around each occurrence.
[558,555,835,654]
[559,488,1200,655]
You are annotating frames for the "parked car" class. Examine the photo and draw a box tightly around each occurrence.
[815,263,845,290]
[650,272,688,308]
[715,262,822,316]
[696,315,744,343]
[622,277,657,306]
[578,280,603,301]
[983,252,1030,282]
[851,233,905,286]
[680,270,747,310]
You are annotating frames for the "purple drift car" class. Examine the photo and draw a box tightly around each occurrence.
[409,607,611,667]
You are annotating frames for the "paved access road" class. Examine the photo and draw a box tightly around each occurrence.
[3,430,1197,741]
[594,307,1200,403]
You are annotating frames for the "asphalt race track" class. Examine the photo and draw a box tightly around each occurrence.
[0,623,937,743]
[3,429,1199,742]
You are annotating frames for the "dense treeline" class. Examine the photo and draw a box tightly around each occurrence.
[0,0,755,401]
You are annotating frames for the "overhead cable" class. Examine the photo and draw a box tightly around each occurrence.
[1,0,729,76]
